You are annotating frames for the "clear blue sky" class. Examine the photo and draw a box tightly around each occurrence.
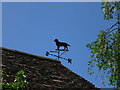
[2,2,116,88]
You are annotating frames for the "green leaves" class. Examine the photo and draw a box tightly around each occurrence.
[87,29,120,88]
[86,1,120,88]
[1,70,28,90]
[102,1,120,20]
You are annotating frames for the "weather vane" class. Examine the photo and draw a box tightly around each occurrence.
[46,39,72,63]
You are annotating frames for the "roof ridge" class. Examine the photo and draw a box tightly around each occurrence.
[1,47,61,63]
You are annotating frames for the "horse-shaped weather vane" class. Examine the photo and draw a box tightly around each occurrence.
[46,39,72,63]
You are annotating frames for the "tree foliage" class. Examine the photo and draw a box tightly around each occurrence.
[102,0,120,20]
[86,1,120,88]
[1,70,28,90]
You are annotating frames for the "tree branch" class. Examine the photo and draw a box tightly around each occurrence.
[105,22,118,32]
[106,28,119,34]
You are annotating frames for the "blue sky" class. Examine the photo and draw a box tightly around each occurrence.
[2,0,101,2]
[2,2,116,88]
[0,2,2,46]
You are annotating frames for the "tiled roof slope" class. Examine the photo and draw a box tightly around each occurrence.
[1,47,99,90]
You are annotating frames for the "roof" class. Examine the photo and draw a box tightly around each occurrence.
[1,47,99,89]
[1,47,60,63]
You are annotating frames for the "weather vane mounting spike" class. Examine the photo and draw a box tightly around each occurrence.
[45,39,72,63]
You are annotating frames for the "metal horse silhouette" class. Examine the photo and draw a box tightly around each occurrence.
[46,39,72,63]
